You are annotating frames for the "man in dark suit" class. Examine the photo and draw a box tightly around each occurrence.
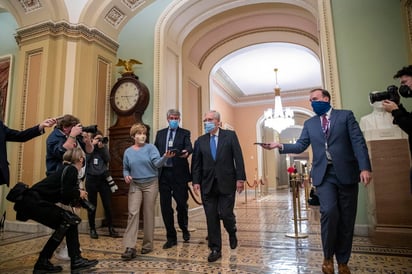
[1,118,56,187]
[154,109,193,249]
[261,89,372,274]
[192,110,246,263]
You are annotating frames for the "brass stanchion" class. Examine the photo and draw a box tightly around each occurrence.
[295,176,308,221]
[286,178,308,238]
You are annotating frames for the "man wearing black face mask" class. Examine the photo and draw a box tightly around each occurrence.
[382,65,412,190]
[259,89,372,274]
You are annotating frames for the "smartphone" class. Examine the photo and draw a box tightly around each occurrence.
[168,148,181,155]
[254,142,268,145]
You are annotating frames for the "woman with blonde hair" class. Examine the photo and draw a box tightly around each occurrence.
[121,123,174,260]
[11,147,98,273]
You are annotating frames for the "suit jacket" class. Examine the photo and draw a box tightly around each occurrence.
[192,128,246,195]
[0,121,43,186]
[154,127,193,183]
[282,109,371,186]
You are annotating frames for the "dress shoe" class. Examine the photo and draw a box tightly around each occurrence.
[162,240,177,249]
[182,231,190,242]
[108,226,120,238]
[33,257,63,274]
[207,250,222,262]
[338,263,351,274]
[141,248,152,254]
[89,228,98,239]
[70,255,98,272]
[121,247,137,261]
[229,233,238,249]
[322,258,334,274]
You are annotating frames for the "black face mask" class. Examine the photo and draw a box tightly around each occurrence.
[399,85,412,98]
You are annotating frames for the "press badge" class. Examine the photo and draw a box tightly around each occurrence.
[93,158,99,165]
[168,140,173,147]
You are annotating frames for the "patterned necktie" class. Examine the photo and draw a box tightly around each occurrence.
[166,129,174,166]
[210,135,216,160]
[322,114,329,135]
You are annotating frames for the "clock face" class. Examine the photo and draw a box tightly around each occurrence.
[114,82,139,112]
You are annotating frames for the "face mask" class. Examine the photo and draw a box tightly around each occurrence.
[136,135,146,144]
[399,85,412,98]
[311,101,331,116]
[169,120,179,130]
[204,121,216,134]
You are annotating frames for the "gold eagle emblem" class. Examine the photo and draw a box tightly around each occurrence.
[116,58,142,74]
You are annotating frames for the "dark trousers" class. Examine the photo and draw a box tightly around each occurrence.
[159,168,189,241]
[202,180,236,251]
[85,174,113,229]
[316,165,359,264]
[14,191,81,259]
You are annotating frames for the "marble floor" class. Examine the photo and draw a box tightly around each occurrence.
[1,189,411,273]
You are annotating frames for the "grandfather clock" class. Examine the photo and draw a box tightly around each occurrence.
[108,68,149,227]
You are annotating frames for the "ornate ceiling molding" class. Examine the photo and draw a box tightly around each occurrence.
[15,21,119,54]
[198,26,318,69]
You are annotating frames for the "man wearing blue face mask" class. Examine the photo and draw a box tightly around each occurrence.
[260,89,372,274]
[154,109,193,249]
[192,110,246,263]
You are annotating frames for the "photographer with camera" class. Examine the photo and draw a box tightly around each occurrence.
[382,65,412,190]
[46,114,94,176]
[45,114,94,260]
[85,130,119,239]
[11,147,98,273]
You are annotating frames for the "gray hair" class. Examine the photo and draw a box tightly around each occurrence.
[208,110,221,121]
[167,109,181,118]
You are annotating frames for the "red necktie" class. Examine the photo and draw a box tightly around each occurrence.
[322,114,329,135]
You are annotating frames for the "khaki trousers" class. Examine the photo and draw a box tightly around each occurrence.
[122,179,159,251]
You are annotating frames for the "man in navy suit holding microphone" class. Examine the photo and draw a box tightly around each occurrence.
[261,88,372,274]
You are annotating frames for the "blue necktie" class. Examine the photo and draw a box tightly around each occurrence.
[210,135,216,160]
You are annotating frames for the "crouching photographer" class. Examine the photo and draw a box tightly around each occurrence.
[7,147,98,273]
[382,65,412,192]
[85,130,119,239]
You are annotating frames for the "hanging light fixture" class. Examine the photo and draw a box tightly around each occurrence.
[264,68,295,133]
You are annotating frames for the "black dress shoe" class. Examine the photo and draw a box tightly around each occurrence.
[229,233,238,249]
[89,229,98,239]
[71,255,98,272]
[121,247,137,261]
[182,231,190,242]
[108,227,120,238]
[162,240,177,249]
[207,250,222,262]
[33,257,63,274]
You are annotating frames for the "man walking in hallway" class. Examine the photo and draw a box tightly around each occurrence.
[192,110,246,263]
[155,109,193,249]
[260,88,372,274]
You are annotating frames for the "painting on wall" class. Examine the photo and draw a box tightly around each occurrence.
[0,55,12,121]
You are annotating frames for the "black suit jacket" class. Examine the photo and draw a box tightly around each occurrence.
[0,121,43,186]
[154,127,193,183]
[192,128,246,195]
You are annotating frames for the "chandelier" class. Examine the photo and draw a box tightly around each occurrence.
[264,68,295,133]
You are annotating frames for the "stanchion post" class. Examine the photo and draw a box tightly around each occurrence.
[286,178,308,239]
[295,176,308,221]
[244,181,248,204]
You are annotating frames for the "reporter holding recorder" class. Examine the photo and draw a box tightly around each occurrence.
[260,88,372,274]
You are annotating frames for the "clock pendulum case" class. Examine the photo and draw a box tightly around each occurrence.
[108,71,149,227]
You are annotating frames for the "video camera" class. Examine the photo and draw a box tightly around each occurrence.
[369,84,412,105]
